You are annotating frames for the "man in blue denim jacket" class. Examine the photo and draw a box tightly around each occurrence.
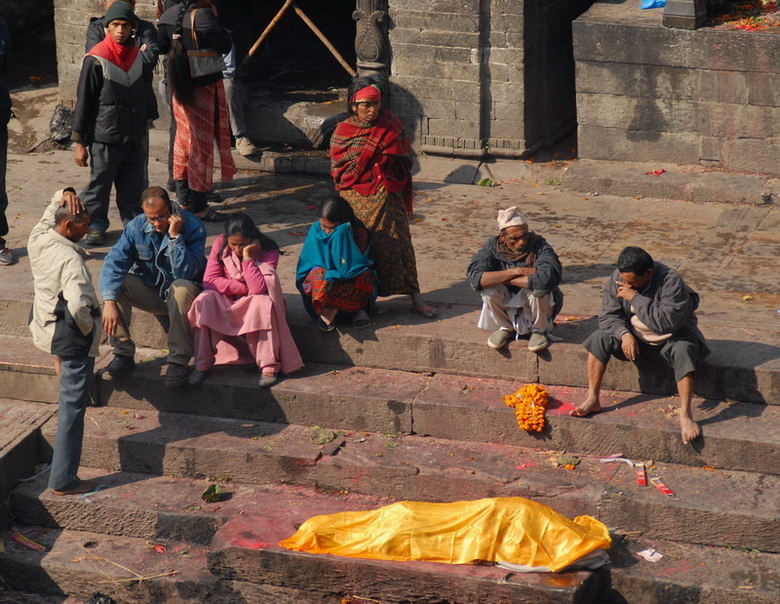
[100,185,206,386]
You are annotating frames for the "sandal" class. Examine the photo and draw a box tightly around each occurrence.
[197,207,228,222]
[317,317,336,332]
[410,306,439,320]
[352,311,371,330]
[258,373,278,388]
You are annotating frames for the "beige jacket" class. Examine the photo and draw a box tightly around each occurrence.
[28,190,101,357]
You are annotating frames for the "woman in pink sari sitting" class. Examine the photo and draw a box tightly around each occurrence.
[187,213,302,388]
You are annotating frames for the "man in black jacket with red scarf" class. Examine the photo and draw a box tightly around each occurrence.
[72,1,158,246]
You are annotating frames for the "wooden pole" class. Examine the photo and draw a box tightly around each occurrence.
[292,4,357,77]
[241,0,294,66]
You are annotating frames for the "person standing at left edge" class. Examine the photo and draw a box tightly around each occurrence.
[29,188,101,495]
[0,16,14,265]
[72,1,158,246]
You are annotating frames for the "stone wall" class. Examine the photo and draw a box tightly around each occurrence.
[574,0,780,175]
[389,0,592,158]
[54,0,157,107]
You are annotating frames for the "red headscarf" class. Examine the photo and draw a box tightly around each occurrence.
[351,85,381,104]
[87,32,139,73]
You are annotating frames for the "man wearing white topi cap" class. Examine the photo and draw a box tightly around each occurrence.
[467,206,563,352]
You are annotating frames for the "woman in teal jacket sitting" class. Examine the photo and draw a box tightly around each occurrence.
[296,195,376,331]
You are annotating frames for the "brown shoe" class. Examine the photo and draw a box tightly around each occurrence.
[53,479,96,496]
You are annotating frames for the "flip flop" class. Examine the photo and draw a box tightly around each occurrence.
[410,306,439,320]
[317,317,336,332]
[352,316,371,329]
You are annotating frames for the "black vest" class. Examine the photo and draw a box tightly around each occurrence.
[91,54,153,144]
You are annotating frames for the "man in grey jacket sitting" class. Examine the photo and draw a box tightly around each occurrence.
[29,189,101,495]
[467,206,563,353]
[571,246,709,444]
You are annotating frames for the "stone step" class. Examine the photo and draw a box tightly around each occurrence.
[0,399,56,506]
[205,487,602,604]
[13,346,780,478]
[606,536,780,604]
[0,526,219,601]
[95,365,780,478]
[6,471,779,602]
[39,406,338,489]
[560,158,778,207]
[2,300,777,406]
[31,414,780,552]
[0,522,598,604]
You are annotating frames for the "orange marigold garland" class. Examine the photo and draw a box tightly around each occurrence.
[504,384,549,432]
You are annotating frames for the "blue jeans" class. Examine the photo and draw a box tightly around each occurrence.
[47,356,95,491]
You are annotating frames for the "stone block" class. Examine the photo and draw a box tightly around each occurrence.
[577,124,701,165]
[390,9,480,33]
[454,101,482,121]
[419,29,480,48]
[392,75,456,101]
[434,46,473,64]
[427,118,480,138]
[388,27,422,44]
[698,69,750,105]
[747,71,780,107]
[576,61,700,101]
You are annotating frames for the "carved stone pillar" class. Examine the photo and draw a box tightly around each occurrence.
[353,0,389,84]
[663,0,707,29]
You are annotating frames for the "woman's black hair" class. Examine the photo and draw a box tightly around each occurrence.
[321,194,363,231]
[217,213,278,261]
[346,76,382,115]
[167,0,195,105]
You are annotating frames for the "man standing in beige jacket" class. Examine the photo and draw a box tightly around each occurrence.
[28,188,102,495]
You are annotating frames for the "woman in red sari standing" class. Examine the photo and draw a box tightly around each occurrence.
[158,0,235,221]
[330,77,437,319]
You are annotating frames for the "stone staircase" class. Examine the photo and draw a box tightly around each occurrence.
[0,306,779,602]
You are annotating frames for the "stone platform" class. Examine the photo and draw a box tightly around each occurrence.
[574,0,780,177]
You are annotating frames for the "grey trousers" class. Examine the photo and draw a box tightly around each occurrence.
[583,328,702,382]
[48,356,95,491]
[80,138,148,233]
[110,274,199,365]
[223,77,247,138]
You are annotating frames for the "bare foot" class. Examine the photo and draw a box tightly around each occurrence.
[570,395,602,417]
[679,413,701,444]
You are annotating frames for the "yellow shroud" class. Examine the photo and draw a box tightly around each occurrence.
[279,497,611,572]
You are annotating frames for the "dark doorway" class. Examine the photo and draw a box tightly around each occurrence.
[221,0,357,99]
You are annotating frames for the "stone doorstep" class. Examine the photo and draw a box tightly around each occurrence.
[560,158,779,206]
[0,527,218,601]
[28,413,780,552]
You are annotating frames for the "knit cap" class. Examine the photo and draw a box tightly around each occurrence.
[103,1,138,28]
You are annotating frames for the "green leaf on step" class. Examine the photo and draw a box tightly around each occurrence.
[310,426,337,444]
[478,177,494,187]
[201,483,223,503]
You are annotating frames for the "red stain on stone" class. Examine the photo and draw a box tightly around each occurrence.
[234,538,272,549]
